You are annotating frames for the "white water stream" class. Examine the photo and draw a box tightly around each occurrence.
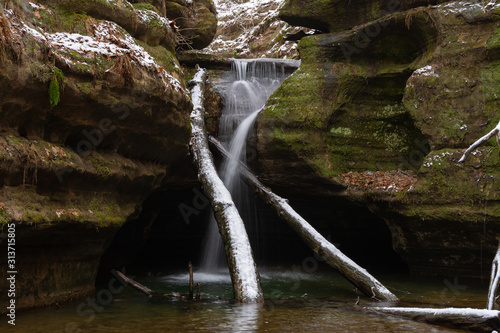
[200,59,299,272]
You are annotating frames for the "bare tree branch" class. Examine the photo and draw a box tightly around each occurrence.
[458,121,500,163]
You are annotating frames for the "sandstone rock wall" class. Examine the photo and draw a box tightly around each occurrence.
[258,0,500,278]
[0,0,213,311]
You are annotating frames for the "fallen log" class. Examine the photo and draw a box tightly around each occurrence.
[189,66,264,303]
[114,267,200,300]
[367,307,500,332]
[208,135,398,302]
[114,270,154,297]
[488,239,500,310]
[458,120,500,163]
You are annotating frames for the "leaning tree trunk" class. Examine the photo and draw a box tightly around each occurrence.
[488,240,500,310]
[189,66,264,303]
[208,136,398,302]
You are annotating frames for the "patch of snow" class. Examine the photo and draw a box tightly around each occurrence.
[6,10,183,94]
[205,0,298,58]
[136,8,173,28]
[436,0,500,15]
[412,65,438,78]
[28,2,51,13]
[28,2,41,9]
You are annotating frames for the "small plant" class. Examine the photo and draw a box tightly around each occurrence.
[0,208,10,226]
[49,68,64,107]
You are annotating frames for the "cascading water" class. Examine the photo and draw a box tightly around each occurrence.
[200,59,299,272]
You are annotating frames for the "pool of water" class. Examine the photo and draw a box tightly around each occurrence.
[4,267,489,332]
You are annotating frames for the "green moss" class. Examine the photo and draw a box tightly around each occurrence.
[133,2,158,13]
[0,209,10,226]
[88,154,111,179]
[297,36,321,63]
[136,41,182,77]
[481,61,500,102]
[411,147,500,208]
[88,196,125,226]
[75,82,94,95]
[487,26,500,50]
[330,127,353,136]
[28,61,52,83]
[375,103,407,119]
[264,65,328,129]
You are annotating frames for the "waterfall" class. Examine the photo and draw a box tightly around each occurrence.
[200,58,300,272]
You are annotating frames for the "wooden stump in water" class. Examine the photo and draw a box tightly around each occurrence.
[189,261,194,301]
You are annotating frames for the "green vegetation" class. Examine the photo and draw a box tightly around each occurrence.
[0,209,10,226]
[49,68,64,107]
[88,196,127,227]
[87,154,112,178]
[133,2,159,13]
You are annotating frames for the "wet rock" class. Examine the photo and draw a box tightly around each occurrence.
[203,0,301,58]
[280,0,438,33]
[257,0,500,278]
[0,0,196,311]
[164,0,217,50]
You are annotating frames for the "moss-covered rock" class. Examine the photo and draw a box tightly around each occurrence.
[0,0,194,311]
[258,0,500,278]
[279,0,430,33]
[259,10,436,181]
[164,0,217,50]
[38,0,177,52]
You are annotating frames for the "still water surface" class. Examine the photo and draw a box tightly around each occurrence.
[6,268,488,332]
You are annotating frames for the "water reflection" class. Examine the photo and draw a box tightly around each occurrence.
[225,303,261,333]
[9,271,487,333]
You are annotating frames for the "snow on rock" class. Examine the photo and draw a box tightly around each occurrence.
[135,8,174,30]
[204,0,300,58]
[413,65,438,78]
[435,0,500,17]
[5,10,183,94]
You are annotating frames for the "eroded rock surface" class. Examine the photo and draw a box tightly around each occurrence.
[203,0,302,58]
[258,0,500,278]
[0,0,206,310]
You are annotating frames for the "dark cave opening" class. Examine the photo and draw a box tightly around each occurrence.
[98,185,409,281]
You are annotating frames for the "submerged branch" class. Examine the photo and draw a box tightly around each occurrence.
[458,120,500,163]
[189,66,264,303]
[208,136,399,302]
[114,270,154,297]
[367,307,500,332]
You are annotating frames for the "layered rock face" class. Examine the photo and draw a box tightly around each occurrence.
[163,0,218,49]
[258,0,500,278]
[0,0,213,310]
[202,0,302,58]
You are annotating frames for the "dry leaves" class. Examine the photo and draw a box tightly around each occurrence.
[340,170,418,193]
